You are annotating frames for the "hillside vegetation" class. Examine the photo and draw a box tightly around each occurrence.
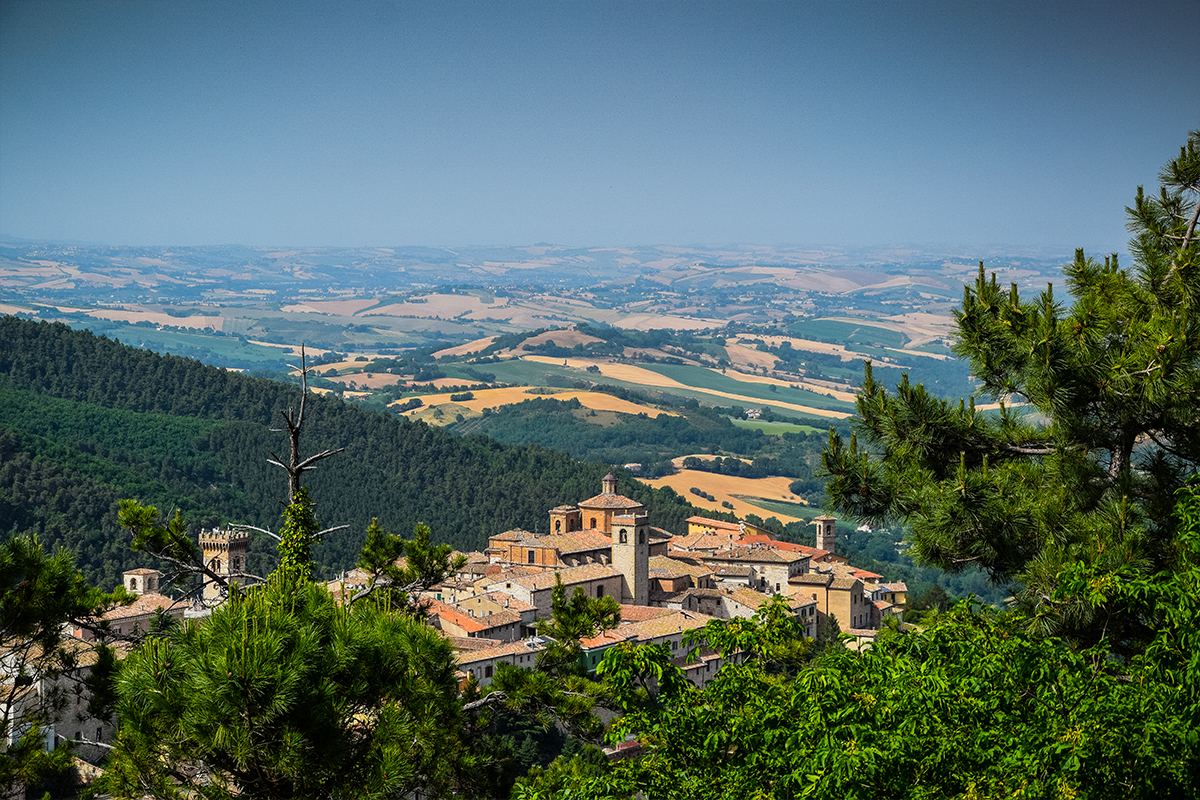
[0,317,707,589]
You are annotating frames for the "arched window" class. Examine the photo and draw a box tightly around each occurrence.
[639,530,646,544]
[129,578,137,591]
[590,517,597,529]
[555,519,562,533]
[619,530,627,543]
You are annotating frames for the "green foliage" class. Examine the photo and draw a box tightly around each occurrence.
[540,487,1200,798]
[102,572,485,800]
[277,487,318,579]
[0,317,709,587]
[686,595,813,672]
[823,132,1200,648]
[354,518,465,607]
[0,536,128,790]
[534,576,621,677]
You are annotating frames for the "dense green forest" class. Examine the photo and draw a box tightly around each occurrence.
[0,317,707,589]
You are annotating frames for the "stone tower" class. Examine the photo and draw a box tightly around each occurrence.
[610,509,650,606]
[548,505,582,534]
[123,568,160,596]
[813,515,837,554]
[199,527,250,604]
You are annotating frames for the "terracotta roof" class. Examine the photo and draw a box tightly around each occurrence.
[577,493,644,510]
[617,604,675,622]
[490,528,532,542]
[427,600,521,634]
[790,572,833,587]
[478,564,552,586]
[455,591,537,614]
[619,610,714,641]
[518,531,612,553]
[711,565,754,577]
[102,592,180,620]
[551,505,578,512]
[702,546,808,565]
[444,635,503,651]
[454,638,546,666]
[830,576,862,590]
[489,563,620,592]
[580,628,638,649]
[882,581,908,592]
[847,628,879,638]
[726,587,776,611]
[671,532,738,551]
[680,587,724,600]
[739,534,827,556]
[686,516,744,532]
[827,563,882,582]
[123,567,160,576]
[650,556,714,580]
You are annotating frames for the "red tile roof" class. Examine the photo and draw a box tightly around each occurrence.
[577,493,645,510]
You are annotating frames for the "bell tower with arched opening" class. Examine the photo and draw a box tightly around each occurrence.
[199,527,250,604]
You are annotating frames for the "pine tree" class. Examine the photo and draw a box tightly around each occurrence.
[103,571,485,800]
[1,536,128,791]
[822,130,1200,649]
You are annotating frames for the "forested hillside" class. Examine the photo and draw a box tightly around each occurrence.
[0,317,706,589]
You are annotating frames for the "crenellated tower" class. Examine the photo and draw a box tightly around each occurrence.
[199,527,250,604]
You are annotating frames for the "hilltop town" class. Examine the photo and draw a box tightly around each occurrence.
[414,474,905,689]
[33,472,904,769]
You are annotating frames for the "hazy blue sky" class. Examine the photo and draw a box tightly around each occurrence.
[1,0,1196,250]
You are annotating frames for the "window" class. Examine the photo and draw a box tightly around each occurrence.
[619,530,627,543]
[590,517,597,529]
[639,530,646,544]
[555,520,562,532]
[596,585,604,597]
[129,578,137,591]
[528,549,536,564]
[485,665,493,678]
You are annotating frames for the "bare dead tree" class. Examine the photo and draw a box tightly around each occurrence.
[267,345,345,504]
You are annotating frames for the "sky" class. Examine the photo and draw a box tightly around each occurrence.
[1,0,1197,251]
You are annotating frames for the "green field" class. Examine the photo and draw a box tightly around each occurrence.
[729,418,823,435]
[733,495,823,521]
[61,320,294,367]
[475,358,848,424]
[789,318,909,349]
[639,363,853,413]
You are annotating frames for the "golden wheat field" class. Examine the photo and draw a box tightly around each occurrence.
[522,356,850,418]
[432,336,497,358]
[391,386,675,418]
[80,308,225,331]
[642,467,808,524]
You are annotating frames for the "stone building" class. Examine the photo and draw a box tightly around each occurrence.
[198,527,250,604]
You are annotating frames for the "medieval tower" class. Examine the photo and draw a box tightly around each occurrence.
[813,515,837,554]
[590,473,649,606]
[199,527,250,604]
